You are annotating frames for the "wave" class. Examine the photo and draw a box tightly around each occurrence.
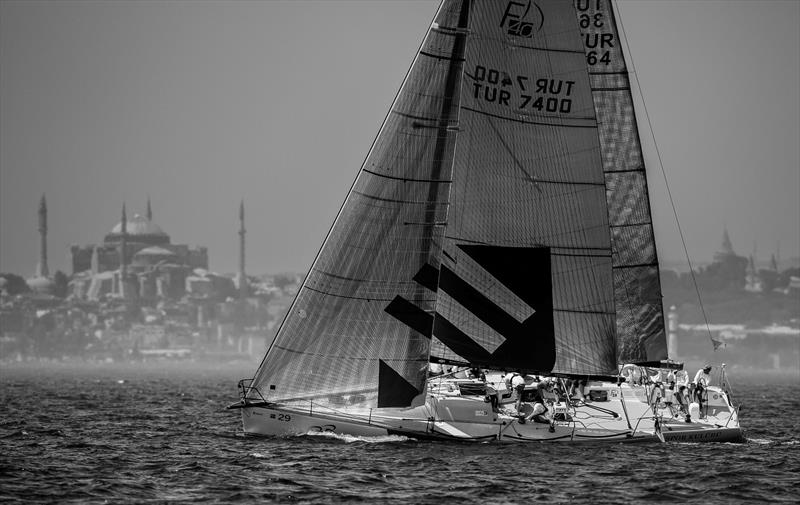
[303,431,412,444]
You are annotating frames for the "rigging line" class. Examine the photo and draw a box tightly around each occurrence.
[248,0,448,387]
[614,0,715,351]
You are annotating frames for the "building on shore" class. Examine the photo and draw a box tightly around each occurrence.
[69,199,208,301]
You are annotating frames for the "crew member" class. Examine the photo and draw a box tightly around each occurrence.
[693,365,713,416]
[481,373,500,412]
[511,372,526,411]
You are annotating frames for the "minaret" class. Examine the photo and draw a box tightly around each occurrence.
[119,203,128,298]
[91,245,99,275]
[720,228,734,255]
[667,305,679,358]
[238,200,248,298]
[713,227,736,263]
[36,194,49,278]
[146,196,153,221]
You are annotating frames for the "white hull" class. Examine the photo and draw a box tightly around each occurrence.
[236,382,742,444]
[239,404,652,443]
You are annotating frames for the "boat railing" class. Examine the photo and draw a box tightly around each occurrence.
[236,378,269,406]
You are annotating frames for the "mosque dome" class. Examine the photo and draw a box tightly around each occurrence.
[110,214,168,236]
[105,214,170,246]
[26,276,55,294]
[136,246,176,256]
[132,246,178,267]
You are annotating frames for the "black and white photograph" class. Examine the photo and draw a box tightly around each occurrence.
[1,0,798,503]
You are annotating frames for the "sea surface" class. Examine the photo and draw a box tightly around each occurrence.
[1,362,798,504]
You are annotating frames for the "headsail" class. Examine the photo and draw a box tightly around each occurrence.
[251,0,471,409]
[576,0,668,363]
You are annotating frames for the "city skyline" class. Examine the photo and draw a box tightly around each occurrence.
[2,0,799,276]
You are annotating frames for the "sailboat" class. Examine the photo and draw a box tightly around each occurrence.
[230,0,742,443]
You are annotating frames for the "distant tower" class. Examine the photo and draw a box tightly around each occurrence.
[713,227,736,263]
[667,305,679,358]
[237,200,248,298]
[146,196,153,221]
[90,245,99,275]
[119,202,128,298]
[36,194,49,278]
[745,254,761,292]
[720,228,734,255]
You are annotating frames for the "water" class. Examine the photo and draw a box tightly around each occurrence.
[1,362,798,504]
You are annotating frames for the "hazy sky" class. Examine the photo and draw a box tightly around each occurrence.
[1,0,798,276]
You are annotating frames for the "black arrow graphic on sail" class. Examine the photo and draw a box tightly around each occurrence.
[385,245,556,373]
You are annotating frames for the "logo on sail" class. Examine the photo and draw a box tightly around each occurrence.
[385,245,556,372]
[500,1,544,38]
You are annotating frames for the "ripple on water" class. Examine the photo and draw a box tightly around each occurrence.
[1,363,798,504]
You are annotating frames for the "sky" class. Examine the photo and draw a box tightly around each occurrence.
[1,0,798,276]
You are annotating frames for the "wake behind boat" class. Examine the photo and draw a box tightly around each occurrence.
[230,0,742,444]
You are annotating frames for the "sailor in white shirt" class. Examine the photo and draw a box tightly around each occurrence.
[510,372,527,411]
[693,365,713,416]
[693,365,712,387]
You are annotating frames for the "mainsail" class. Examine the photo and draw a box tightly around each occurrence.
[576,0,668,363]
[252,0,667,409]
[251,0,470,409]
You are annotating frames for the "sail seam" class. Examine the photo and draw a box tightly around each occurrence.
[552,252,612,258]
[589,71,628,75]
[525,179,605,186]
[554,308,615,315]
[506,43,585,55]
[604,167,645,174]
[611,262,659,269]
[610,221,654,228]
[273,344,428,362]
[352,189,450,206]
[591,87,631,92]
[362,168,452,183]
[461,106,597,128]
[419,50,465,62]
[303,285,408,303]
[391,110,447,123]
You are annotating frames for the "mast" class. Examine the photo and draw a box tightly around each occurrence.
[419,0,471,367]
[36,194,49,278]
[238,199,248,299]
[119,202,128,298]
